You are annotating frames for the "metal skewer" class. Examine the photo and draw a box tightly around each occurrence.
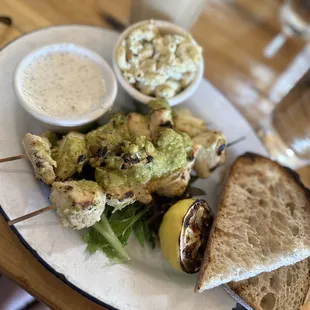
[8,205,56,226]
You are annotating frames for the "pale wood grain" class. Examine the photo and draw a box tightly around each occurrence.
[0,0,309,308]
[0,215,105,310]
[0,25,22,47]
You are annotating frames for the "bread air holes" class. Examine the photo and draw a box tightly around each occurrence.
[286,202,295,216]
[268,239,280,254]
[260,292,276,310]
[248,235,260,247]
[256,210,264,220]
[287,270,293,286]
[290,225,299,236]
[269,274,281,292]
[238,182,247,189]
[260,286,267,293]
[248,276,259,287]
[259,199,269,208]
[256,223,266,235]
[246,187,266,198]
[268,185,276,197]
[246,187,253,195]
[269,182,286,199]
[276,182,286,200]
[258,175,269,185]
[248,216,258,227]
[270,210,287,224]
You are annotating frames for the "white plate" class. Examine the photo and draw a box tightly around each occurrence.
[0,25,267,310]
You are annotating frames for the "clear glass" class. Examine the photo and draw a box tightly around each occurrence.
[272,86,310,159]
[130,0,205,30]
[264,0,310,58]
[281,0,310,40]
[260,70,310,169]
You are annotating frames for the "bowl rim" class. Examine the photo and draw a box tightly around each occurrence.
[112,19,204,106]
[14,43,118,127]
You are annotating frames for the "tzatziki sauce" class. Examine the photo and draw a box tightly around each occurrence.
[21,50,106,118]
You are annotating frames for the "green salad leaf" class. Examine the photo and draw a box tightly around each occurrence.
[134,219,156,249]
[84,203,156,261]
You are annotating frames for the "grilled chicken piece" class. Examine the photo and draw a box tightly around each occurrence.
[173,107,207,138]
[50,180,106,230]
[86,114,130,158]
[134,184,153,204]
[101,183,151,210]
[22,133,57,185]
[54,132,88,181]
[193,131,227,178]
[148,167,191,197]
[95,167,137,210]
[41,131,59,147]
[148,144,200,197]
[148,99,174,141]
[106,185,137,210]
[127,112,151,139]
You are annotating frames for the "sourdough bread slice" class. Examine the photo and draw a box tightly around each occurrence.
[226,259,310,310]
[195,153,310,292]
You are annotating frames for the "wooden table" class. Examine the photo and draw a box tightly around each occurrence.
[0,0,309,309]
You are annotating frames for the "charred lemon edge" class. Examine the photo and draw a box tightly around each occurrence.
[159,198,197,272]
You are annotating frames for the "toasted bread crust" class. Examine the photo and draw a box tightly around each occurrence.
[242,153,310,201]
[228,259,310,310]
[195,152,310,293]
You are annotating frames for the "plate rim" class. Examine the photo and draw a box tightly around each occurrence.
[0,24,267,310]
[0,206,117,310]
[0,23,126,310]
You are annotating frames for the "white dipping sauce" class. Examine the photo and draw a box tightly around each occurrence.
[22,51,106,118]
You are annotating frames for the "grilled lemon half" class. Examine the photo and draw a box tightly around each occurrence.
[159,198,213,273]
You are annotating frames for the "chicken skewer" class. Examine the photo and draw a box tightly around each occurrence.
[2,100,232,220]
[6,132,223,226]
[2,100,232,263]
[9,180,106,227]
[7,133,221,228]
[0,132,59,164]
[0,133,57,185]
[0,131,89,184]
[0,135,241,176]
[8,179,130,260]
[0,132,240,182]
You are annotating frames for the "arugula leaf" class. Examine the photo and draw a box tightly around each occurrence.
[84,229,118,259]
[93,215,130,261]
[144,220,156,249]
[110,211,145,242]
[134,217,156,249]
[134,220,145,247]
[84,203,148,261]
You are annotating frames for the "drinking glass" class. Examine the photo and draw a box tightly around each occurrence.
[281,0,310,40]
[264,0,310,57]
[261,70,310,169]
[130,0,206,30]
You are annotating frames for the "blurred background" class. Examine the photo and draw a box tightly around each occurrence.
[0,0,309,309]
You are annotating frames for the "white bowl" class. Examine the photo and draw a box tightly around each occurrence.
[112,20,204,106]
[14,43,117,131]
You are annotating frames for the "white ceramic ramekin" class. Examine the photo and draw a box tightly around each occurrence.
[112,20,204,106]
[14,43,117,131]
